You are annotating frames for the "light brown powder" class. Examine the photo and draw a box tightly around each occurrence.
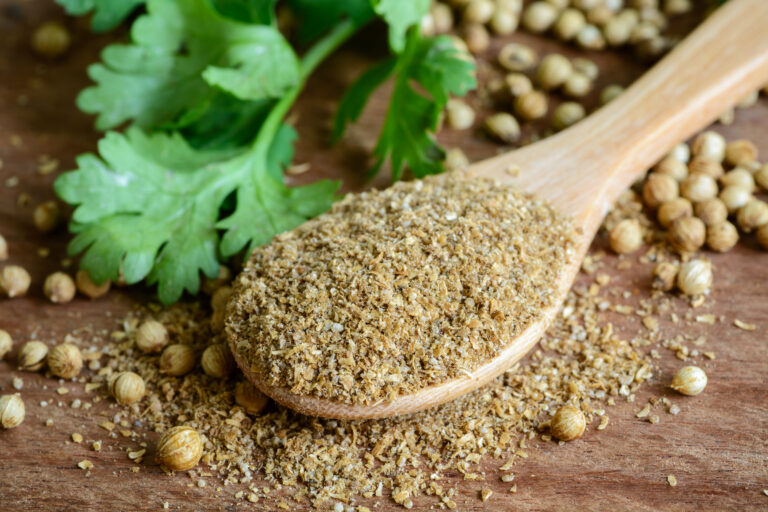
[227,175,577,405]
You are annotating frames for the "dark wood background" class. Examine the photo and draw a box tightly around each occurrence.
[1,2,767,511]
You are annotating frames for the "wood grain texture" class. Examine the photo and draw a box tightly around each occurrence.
[1,1,767,511]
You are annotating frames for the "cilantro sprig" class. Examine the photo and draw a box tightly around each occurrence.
[55,0,475,304]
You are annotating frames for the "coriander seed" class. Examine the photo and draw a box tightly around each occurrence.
[202,264,232,295]
[756,224,768,250]
[656,198,692,228]
[1,265,31,298]
[550,405,586,441]
[721,168,755,192]
[535,54,573,91]
[680,173,718,202]
[725,139,758,167]
[642,173,679,208]
[135,320,169,354]
[463,0,495,24]
[431,3,454,33]
[43,272,76,304]
[602,16,634,46]
[0,394,25,429]
[505,73,533,97]
[719,185,752,214]
[445,99,476,130]
[484,113,521,143]
[664,0,692,15]
[444,147,470,172]
[585,5,612,25]
[498,43,538,71]
[671,366,707,396]
[706,221,738,252]
[489,8,519,35]
[462,24,490,54]
[514,90,548,121]
[691,131,726,162]
[0,233,7,261]
[753,164,768,191]
[576,24,606,50]
[235,381,270,415]
[155,426,203,471]
[159,344,196,377]
[75,270,111,299]
[521,1,558,33]
[18,340,48,372]
[694,198,728,227]
[652,261,678,291]
[667,142,690,164]
[600,84,624,105]
[31,21,70,58]
[571,57,598,80]
[48,343,83,379]
[552,102,585,130]
[677,259,712,296]
[736,199,768,232]
[0,329,12,360]
[653,156,687,182]
[687,156,723,179]
[609,219,642,254]
[110,371,145,405]
[562,71,592,98]
[553,8,586,40]
[668,216,705,253]
[32,201,61,233]
[201,344,234,379]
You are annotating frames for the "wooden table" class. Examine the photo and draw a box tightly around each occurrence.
[1,2,767,511]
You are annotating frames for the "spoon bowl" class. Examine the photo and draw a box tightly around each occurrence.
[231,0,768,419]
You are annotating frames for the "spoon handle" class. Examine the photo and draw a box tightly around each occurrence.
[470,0,768,229]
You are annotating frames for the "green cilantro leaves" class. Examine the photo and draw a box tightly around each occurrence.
[56,0,145,32]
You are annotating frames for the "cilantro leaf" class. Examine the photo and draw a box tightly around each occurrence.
[337,32,475,180]
[56,0,145,32]
[212,0,276,24]
[287,0,374,43]
[55,127,338,304]
[78,0,299,131]
[372,0,430,52]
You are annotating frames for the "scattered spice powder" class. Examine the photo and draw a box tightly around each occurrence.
[228,175,577,405]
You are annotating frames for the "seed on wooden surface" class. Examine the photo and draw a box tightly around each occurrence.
[156,426,203,471]
[671,366,707,396]
[1,265,31,298]
[48,343,83,379]
[18,340,48,372]
[550,405,586,441]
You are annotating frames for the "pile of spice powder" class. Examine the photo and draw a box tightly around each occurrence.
[88,278,650,509]
[226,175,578,405]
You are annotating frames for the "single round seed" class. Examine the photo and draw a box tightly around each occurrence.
[110,371,145,405]
[754,165,768,191]
[47,343,83,379]
[576,24,606,50]
[33,201,61,233]
[210,286,233,313]
[720,168,755,192]
[635,35,668,61]
[585,5,613,25]
[630,20,660,44]
[680,173,718,202]
[552,102,585,130]
[201,344,235,379]
[718,108,735,126]
[18,340,48,372]
[0,233,8,261]
[235,381,270,415]
[489,8,519,35]
[651,261,678,291]
[603,16,634,46]
[444,147,470,172]
[1,265,31,298]
[666,142,690,164]
[535,54,573,91]
[521,1,559,33]
[609,219,642,254]
[431,3,454,33]
[463,0,495,24]
[571,57,598,80]
[514,90,548,121]
[462,24,490,54]
[562,72,592,98]
[756,224,768,250]
[600,84,624,105]
[31,21,70,58]
[676,259,712,296]
[43,272,76,304]
[445,99,476,130]
[484,113,521,143]
[653,156,687,182]
[691,131,726,163]
[498,43,538,71]
[719,185,752,214]
[135,320,169,354]
[553,8,586,40]
[0,330,12,360]
[550,405,586,441]
[668,216,705,253]
[725,139,757,166]
[688,156,723,179]
[642,173,679,209]
[0,394,25,429]
[664,0,692,16]
[706,221,738,252]
[75,270,111,299]
[736,199,768,232]
[504,73,533,97]
[159,344,197,377]
[155,426,203,471]
[671,366,707,396]
[694,198,728,227]
[657,198,692,228]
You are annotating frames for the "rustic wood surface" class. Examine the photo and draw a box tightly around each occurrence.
[1,2,767,511]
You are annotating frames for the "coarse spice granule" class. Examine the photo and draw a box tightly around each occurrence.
[226,175,577,405]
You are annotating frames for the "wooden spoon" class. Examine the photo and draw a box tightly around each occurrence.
[234,0,768,420]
